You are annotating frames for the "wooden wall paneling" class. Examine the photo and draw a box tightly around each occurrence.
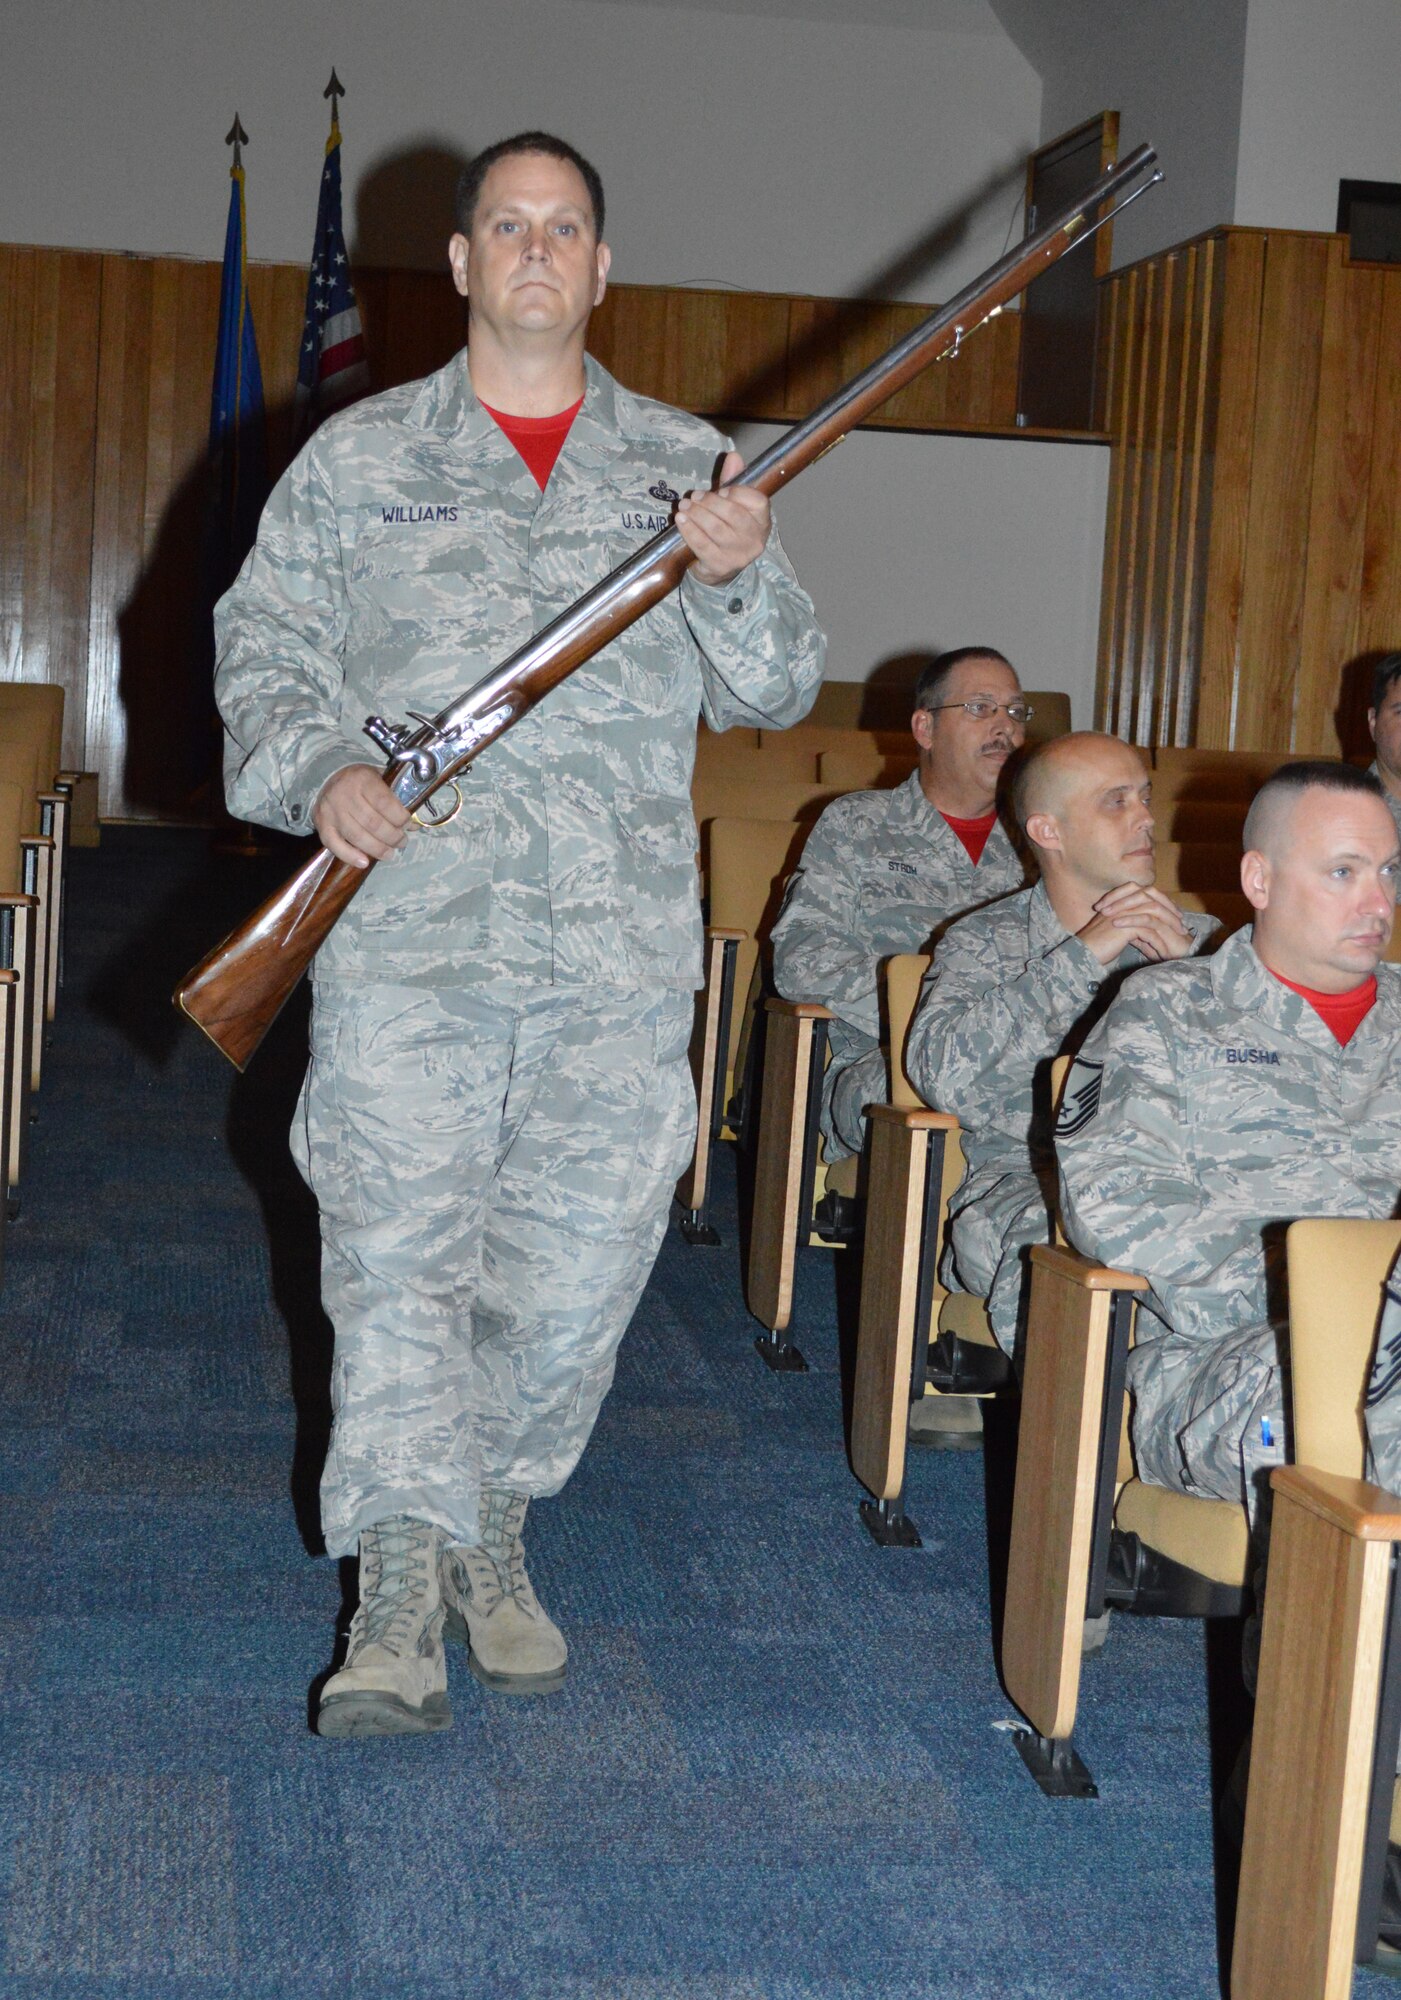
[357,267,464,402]
[1196,231,1267,750]
[36,253,101,771]
[0,248,36,685]
[20,252,60,696]
[1114,261,1156,744]
[1092,269,1131,733]
[1168,235,1223,748]
[989,310,1021,428]
[87,255,155,819]
[1230,234,1330,752]
[782,296,844,420]
[873,302,943,429]
[1129,253,1178,747]
[1295,242,1383,757]
[1356,270,1401,678]
[1148,248,1193,748]
[596,284,671,408]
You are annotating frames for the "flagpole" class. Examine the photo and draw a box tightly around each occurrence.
[209,115,276,859]
[292,71,369,449]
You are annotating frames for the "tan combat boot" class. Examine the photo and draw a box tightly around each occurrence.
[317,1516,452,1738]
[441,1490,568,1695]
[908,1392,984,1450]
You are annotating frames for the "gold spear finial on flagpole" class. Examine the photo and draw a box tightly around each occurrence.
[323,69,345,141]
[225,114,249,172]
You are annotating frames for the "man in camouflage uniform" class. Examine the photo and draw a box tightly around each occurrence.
[216,132,824,1737]
[1058,763,1401,1523]
[1368,651,1401,842]
[770,648,1029,1176]
[907,733,1216,1363]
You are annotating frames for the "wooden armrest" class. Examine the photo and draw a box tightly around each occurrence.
[865,1102,960,1133]
[37,792,65,808]
[1271,1465,1401,1541]
[0,893,38,909]
[765,998,833,1021]
[704,926,747,944]
[1029,1241,1149,1292]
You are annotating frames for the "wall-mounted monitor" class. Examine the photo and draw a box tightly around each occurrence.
[1337,180,1401,264]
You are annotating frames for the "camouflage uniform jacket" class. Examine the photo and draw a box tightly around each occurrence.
[1059,924,1401,1363]
[770,770,1027,1082]
[906,881,1218,1321]
[215,351,826,991]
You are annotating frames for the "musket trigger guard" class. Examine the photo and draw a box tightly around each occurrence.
[411,781,463,831]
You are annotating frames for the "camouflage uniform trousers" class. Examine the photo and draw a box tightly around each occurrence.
[824,1045,889,1160]
[292,977,697,1559]
[1127,1311,1286,1522]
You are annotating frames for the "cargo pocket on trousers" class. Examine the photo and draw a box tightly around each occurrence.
[621,995,699,1220]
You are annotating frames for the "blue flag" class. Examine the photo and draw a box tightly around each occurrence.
[293,107,368,445]
[208,156,268,594]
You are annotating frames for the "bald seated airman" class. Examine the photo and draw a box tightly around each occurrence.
[1058,761,1401,1520]
[904,733,1218,1442]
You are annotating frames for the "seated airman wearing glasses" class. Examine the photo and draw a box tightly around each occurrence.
[771,648,1032,1210]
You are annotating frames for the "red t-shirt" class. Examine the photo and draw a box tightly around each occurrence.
[480,395,584,491]
[940,809,999,866]
[1270,968,1378,1046]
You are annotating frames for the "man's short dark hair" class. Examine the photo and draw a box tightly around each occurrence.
[455,132,605,239]
[912,646,1014,715]
[1373,653,1401,713]
[1242,759,1384,853]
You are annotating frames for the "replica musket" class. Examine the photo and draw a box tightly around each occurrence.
[177,142,1161,1069]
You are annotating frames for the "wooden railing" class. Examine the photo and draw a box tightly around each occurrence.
[1095,225,1401,757]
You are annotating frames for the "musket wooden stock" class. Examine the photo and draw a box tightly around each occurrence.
[177,143,1159,1068]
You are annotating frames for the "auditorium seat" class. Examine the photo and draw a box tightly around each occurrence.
[1000,1055,1250,1797]
[677,817,809,1246]
[0,737,59,1090]
[849,952,1007,1546]
[743,995,838,1370]
[0,776,41,1216]
[692,771,837,832]
[1233,1217,1401,1993]
[818,746,918,791]
[1150,746,1288,806]
[0,705,74,1030]
[1001,1238,1250,1796]
[1152,840,1245,896]
[1158,798,1247,845]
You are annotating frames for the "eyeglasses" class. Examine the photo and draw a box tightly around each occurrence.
[924,699,1035,725]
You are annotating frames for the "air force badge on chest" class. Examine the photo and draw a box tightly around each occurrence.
[620,479,680,536]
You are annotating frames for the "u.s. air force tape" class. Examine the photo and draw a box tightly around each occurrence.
[1055,1058,1104,1137]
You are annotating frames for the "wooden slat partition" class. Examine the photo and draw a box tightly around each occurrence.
[1098,224,1401,756]
[0,242,1049,822]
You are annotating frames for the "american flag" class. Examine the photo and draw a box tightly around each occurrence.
[292,110,368,444]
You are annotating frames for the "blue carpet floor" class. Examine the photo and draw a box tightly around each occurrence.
[0,826,1393,1998]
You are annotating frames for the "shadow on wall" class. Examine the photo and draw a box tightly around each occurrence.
[1339,650,1389,761]
[351,139,471,270]
[116,399,299,823]
[712,151,1026,430]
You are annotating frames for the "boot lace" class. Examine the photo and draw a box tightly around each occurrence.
[356,1517,437,1655]
[469,1491,533,1609]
